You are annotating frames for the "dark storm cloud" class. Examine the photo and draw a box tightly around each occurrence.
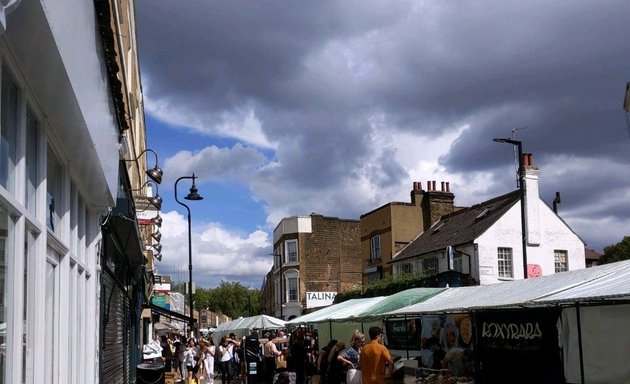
[137,0,630,255]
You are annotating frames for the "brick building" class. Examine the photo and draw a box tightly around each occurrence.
[262,214,361,319]
[360,181,457,284]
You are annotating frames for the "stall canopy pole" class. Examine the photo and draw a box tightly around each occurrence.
[405,315,409,360]
[576,304,585,384]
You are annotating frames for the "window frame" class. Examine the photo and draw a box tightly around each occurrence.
[285,240,298,263]
[554,250,568,273]
[370,235,381,262]
[422,256,438,275]
[497,247,514,279]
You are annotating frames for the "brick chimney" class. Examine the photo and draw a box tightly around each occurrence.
[410,181,425,205]
[422,180,455,229]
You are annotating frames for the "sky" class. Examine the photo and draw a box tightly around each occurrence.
[134,1,630,290]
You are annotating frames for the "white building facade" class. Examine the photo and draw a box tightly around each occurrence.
[392,155,586,285]
[1,1,149,383]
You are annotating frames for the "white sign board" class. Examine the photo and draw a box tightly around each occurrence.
[306,291,337,309]
[153,283,171,293]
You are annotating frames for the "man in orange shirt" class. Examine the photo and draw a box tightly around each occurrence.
[360,327,393,384]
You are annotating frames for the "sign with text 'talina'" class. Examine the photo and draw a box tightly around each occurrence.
[306,291,337,308]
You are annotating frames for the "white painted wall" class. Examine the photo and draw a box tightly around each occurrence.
[477,198,585,285]
[6,0,119,208]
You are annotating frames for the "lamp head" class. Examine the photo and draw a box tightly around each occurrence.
[154,253,162,261]
[185,184,203,201]
[151,230,162,242]
[146,166,163,184]
[152,214,163,228]
[184,174,203,201]
[493,137,520,145]
[153,243,162,253]
[147,194,163,210]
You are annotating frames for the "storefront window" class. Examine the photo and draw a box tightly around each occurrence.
[47,146,62,236]
[0,72,18,194]
[0,207,11,384]
[45,250,60,383]
[25,109,39,214]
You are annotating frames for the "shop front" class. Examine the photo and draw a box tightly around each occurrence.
[475,309,563,384]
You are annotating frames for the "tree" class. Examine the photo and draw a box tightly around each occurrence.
[600,236,630,264]
[196,281,261,319]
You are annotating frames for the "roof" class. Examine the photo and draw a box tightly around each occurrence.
[393,191,519,262]
[351,288,445,321]
[386,259,630,315]
[287,288,446,324]
[286,297,386,325]
[585,248,602,261]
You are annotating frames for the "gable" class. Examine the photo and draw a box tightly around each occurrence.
[393,191,520,262]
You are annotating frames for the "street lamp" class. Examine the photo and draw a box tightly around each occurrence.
[175,173,203,334]
[493,138,528,279]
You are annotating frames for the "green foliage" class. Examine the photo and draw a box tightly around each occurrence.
[335,272,431,302]
[600,236,630,264]
[194,281,260,319]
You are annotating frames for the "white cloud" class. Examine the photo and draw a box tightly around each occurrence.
[157,210,273,288]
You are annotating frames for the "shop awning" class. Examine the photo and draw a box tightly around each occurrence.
[149,303,194,324]
[103,214,144,267]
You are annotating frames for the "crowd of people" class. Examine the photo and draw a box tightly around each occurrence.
[256,326,392,384]
[148,332,241,384]
[149,325,397,384]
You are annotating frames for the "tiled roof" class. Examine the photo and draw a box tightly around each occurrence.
[393,191,520,262]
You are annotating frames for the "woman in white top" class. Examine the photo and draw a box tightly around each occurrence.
[184,338,201,384]
[219,336,236,384]
[203,338,216,381]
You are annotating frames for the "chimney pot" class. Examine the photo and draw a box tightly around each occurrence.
[433,180,437,190]
[441,181,445,191]
[446,182,450,192]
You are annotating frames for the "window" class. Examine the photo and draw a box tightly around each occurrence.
[370,235,381,261]
[400,262,413,275]
[453,254,463,272]
[47,145,63,235]
[0,209,11,383]
[286,240,298,263]
[366,271,381,285]
[45,249,60,384]
[25,109,39,213]
[287,277,298,302]
[554,250,568,272]
[422,257,438,275]
[0,71,18,193]
[497,247,513,278]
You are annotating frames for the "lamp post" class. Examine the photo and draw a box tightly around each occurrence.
[493,138,528,279]
[175,173,203,334]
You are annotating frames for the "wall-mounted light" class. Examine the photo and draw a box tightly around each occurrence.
[151,214,163,228]
[124,148,163,184]
[131,180,163,210]
[151,230,162,242]
[154,253,162,261]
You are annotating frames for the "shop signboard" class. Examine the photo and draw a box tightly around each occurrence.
[306,291,337,308]
[152,294,167,308]
[475,309,563,383]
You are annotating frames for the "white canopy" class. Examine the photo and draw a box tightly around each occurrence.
[286,297,387,325]
[387,259,630,316]
[211,314,286,345]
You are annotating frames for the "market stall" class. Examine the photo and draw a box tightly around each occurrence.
[212,314,286,345]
